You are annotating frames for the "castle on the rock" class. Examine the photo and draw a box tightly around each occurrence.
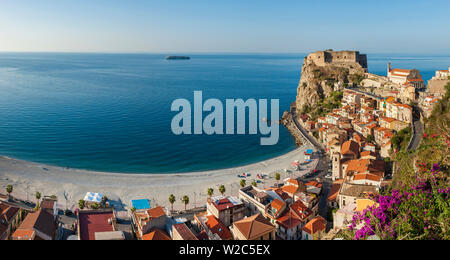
[305,50,368,72]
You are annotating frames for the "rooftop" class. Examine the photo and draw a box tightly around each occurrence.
[340,183,378,198]
[205,215,232,240]
[78,210,116,240]
[302,216,327,235]
[142,228,171,240]
[210,196,243,211]
[327,179,344,202]
[12,209,56,240]
[233,213,275,240]
[173,223,198,240]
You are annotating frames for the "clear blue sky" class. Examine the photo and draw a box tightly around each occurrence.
[1,0,449,54]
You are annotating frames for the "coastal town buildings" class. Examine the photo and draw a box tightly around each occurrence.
[172,222,198,240]
[194,212,232,240]
[11,209,56,240]
[0,201,21,240]
[301,216,327,240]
[230,213,276,240]
[206,196,245,227]
[387,63,424,89]
[77,209,120,240]
[432,67,450,80]
[132,205,168,239]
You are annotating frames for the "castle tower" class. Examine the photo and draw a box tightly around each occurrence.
[387,62,392,76]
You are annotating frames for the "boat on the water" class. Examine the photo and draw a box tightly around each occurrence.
[166,56,190,60]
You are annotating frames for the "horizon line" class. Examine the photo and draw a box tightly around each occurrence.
[1,50,450,56]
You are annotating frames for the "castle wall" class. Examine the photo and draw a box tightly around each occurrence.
[306,50,367,70]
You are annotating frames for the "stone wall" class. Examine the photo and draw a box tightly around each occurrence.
[306,50,367,71]
[427,78,449,97]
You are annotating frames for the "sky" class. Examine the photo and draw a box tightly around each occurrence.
[1,0,449,54]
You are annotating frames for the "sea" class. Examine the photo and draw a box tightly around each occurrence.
[0,53,448,173]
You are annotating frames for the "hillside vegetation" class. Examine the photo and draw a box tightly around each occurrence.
[341,83,450,240]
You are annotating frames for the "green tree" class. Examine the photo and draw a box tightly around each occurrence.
[6,185,13,196]
[130,207,136,213]
[168,194,176,212]
[366,134,375,143]
[252,181,258,187]
[92,203,100,210]
[207,188,214,198]
[35,192,41,205]
[240,179,246,188]
[181,195,190,211]
[275,173,281,186]
[219,185,226,196]
[78,199,85,210]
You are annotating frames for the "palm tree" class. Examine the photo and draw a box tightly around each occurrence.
[35,192,41,205]
[207,188,214,199]
[130,207,136,213]
[252,180,257,187]
[240,179,246,188]
[275,172,281,186]
[219,185,226,196]
[6,185,13,198]
[181,195,190,211]
[168,194,176,212]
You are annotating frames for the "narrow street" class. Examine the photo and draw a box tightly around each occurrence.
[408,110,423,151]
[291,112,331,220]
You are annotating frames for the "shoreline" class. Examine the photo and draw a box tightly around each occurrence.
[0,143,315,211]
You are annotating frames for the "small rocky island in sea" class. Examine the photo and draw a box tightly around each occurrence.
[166,56,190,60]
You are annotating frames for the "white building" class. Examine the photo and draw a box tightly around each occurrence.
[387,63,424,89]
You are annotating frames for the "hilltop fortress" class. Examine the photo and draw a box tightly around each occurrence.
[295,50,368,114]
[305,50,368,73]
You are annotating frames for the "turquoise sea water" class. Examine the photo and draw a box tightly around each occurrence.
[0,53,448,173]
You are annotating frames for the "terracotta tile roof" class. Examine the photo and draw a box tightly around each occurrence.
[341,140,360,157]
[287,178,301,186]
[345,159,385,176]
[381,116,396,123]
[327,179,344,202]
[302,216,327,235]
[305,181,322,189]
[281,185,299,195]
[13,209,56,240]
[173,223,198,240]
[353,173,382,182]
[142,228,171,240]
[270,199,285,213]
[391,68,411,73]
[407,78,423,82]
[11,229,35,240]
[360,151,377,158]
[274,188,291,201]
[290,200,312,221]
[206,215,232,240]
[146,206,166,219]
[276,210,302,229]
[233,213,275,240]
[0,202,20,238]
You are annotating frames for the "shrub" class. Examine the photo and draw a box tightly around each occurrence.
[344,163,449,240]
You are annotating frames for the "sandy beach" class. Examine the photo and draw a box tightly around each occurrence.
[0,144,315,212]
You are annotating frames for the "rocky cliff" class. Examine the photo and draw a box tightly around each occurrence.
[295,50,367,114]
